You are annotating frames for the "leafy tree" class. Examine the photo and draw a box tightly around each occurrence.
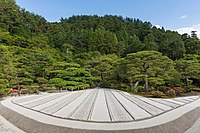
[0,32,14,45]
[125,51,177,91]
[143,33,158,51]
[46,62,93,90]
[36,77,48,89]
[124,35,144,54]
[48,78,66,90]
[110,58,129,89]
[175,56,200,86]
[87,54,118,87]
[159,31,185,60]
[184,37,200,54]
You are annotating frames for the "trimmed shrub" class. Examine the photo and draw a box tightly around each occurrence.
[128,86,144,93]
[150,90,166,98]
[173,87,185,96]
[166,89,176,97]
[190,88,200,92]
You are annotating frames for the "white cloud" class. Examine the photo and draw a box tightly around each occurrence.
[175,24,200,38]
[155,25,161,29]
[180,15,187,19]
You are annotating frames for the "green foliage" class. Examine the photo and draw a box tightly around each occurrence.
[125,51,177,91]
[175,56,200,86]
[36,77,48,84]
[0,0,200,96]
[48,78,65,88]
[87,54,118,87]
[182,34,200,54]
[128,86,144,93]
[159,31,185,60]
[46,61,93,90]
[150,90,166,98]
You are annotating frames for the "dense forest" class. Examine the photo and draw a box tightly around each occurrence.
[0,0,200,97]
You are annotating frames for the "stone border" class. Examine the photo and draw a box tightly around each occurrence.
[0,98,5,101]
[0,102,200,133]
[0,115,26,133]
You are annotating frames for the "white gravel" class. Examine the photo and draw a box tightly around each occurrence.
[1,88,200,131]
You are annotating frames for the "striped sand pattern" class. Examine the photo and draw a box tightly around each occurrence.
[11,88,199,122]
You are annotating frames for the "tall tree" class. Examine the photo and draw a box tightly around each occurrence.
[143,33,158,51]
[87,54,118,87]
[125,51,177,91]
[175,56,200,86]
[159,31,185,60]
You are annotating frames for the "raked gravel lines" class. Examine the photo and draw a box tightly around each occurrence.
[14,93,59,106]
[69,89,98,120]
[104,89,133,122]
[53,89,93,118]
[89,89,110,122]
[32,92,74,111]
[22,93,67,108]
[111,90,152,120]
[118,90,164,116]
[11,88,199,123]
[41,91,85,114]
[12,94,46,104]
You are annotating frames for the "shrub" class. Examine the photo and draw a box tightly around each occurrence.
[166,89,176,97]
[0,87,10,97]
[150,90,166,98]
[173,87,185,96]
[100,81,112,88]
[163,86,186,96]
[190,88,200,92]
[128,86,144,93]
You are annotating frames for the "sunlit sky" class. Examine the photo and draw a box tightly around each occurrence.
[16,0,200,37]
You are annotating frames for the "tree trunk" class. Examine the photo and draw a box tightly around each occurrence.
[66,48,69,54]
[134,81,139,87]
[130,79,133,88]
[16,75,21,96]
[143,62,149,92]
[144,76,149,92]
[186,78,189,86]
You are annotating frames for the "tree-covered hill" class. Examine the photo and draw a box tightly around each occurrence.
[0,0,200,97]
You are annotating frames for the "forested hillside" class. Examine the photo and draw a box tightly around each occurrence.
[0,0,200,97]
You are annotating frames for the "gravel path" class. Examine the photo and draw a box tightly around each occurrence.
[1,89,200,133]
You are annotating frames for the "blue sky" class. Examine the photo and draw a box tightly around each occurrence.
[16,0,200,36]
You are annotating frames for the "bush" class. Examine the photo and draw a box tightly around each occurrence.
[0,88,10,97]
[129,86,144,93]
[163,86,186,96]
[190,88,200,92]
[150,90,166,98]
[116,83,129,91]
[173,87,185,96]
[100,81,112,88]
[166,89,176,97]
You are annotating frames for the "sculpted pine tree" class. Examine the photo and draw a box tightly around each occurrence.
[88,54,118,87]
[175,56,200,86]
[125,51,176,91]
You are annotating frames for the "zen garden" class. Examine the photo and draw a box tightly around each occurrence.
[1,1,200,133]
[0,0,200,99]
